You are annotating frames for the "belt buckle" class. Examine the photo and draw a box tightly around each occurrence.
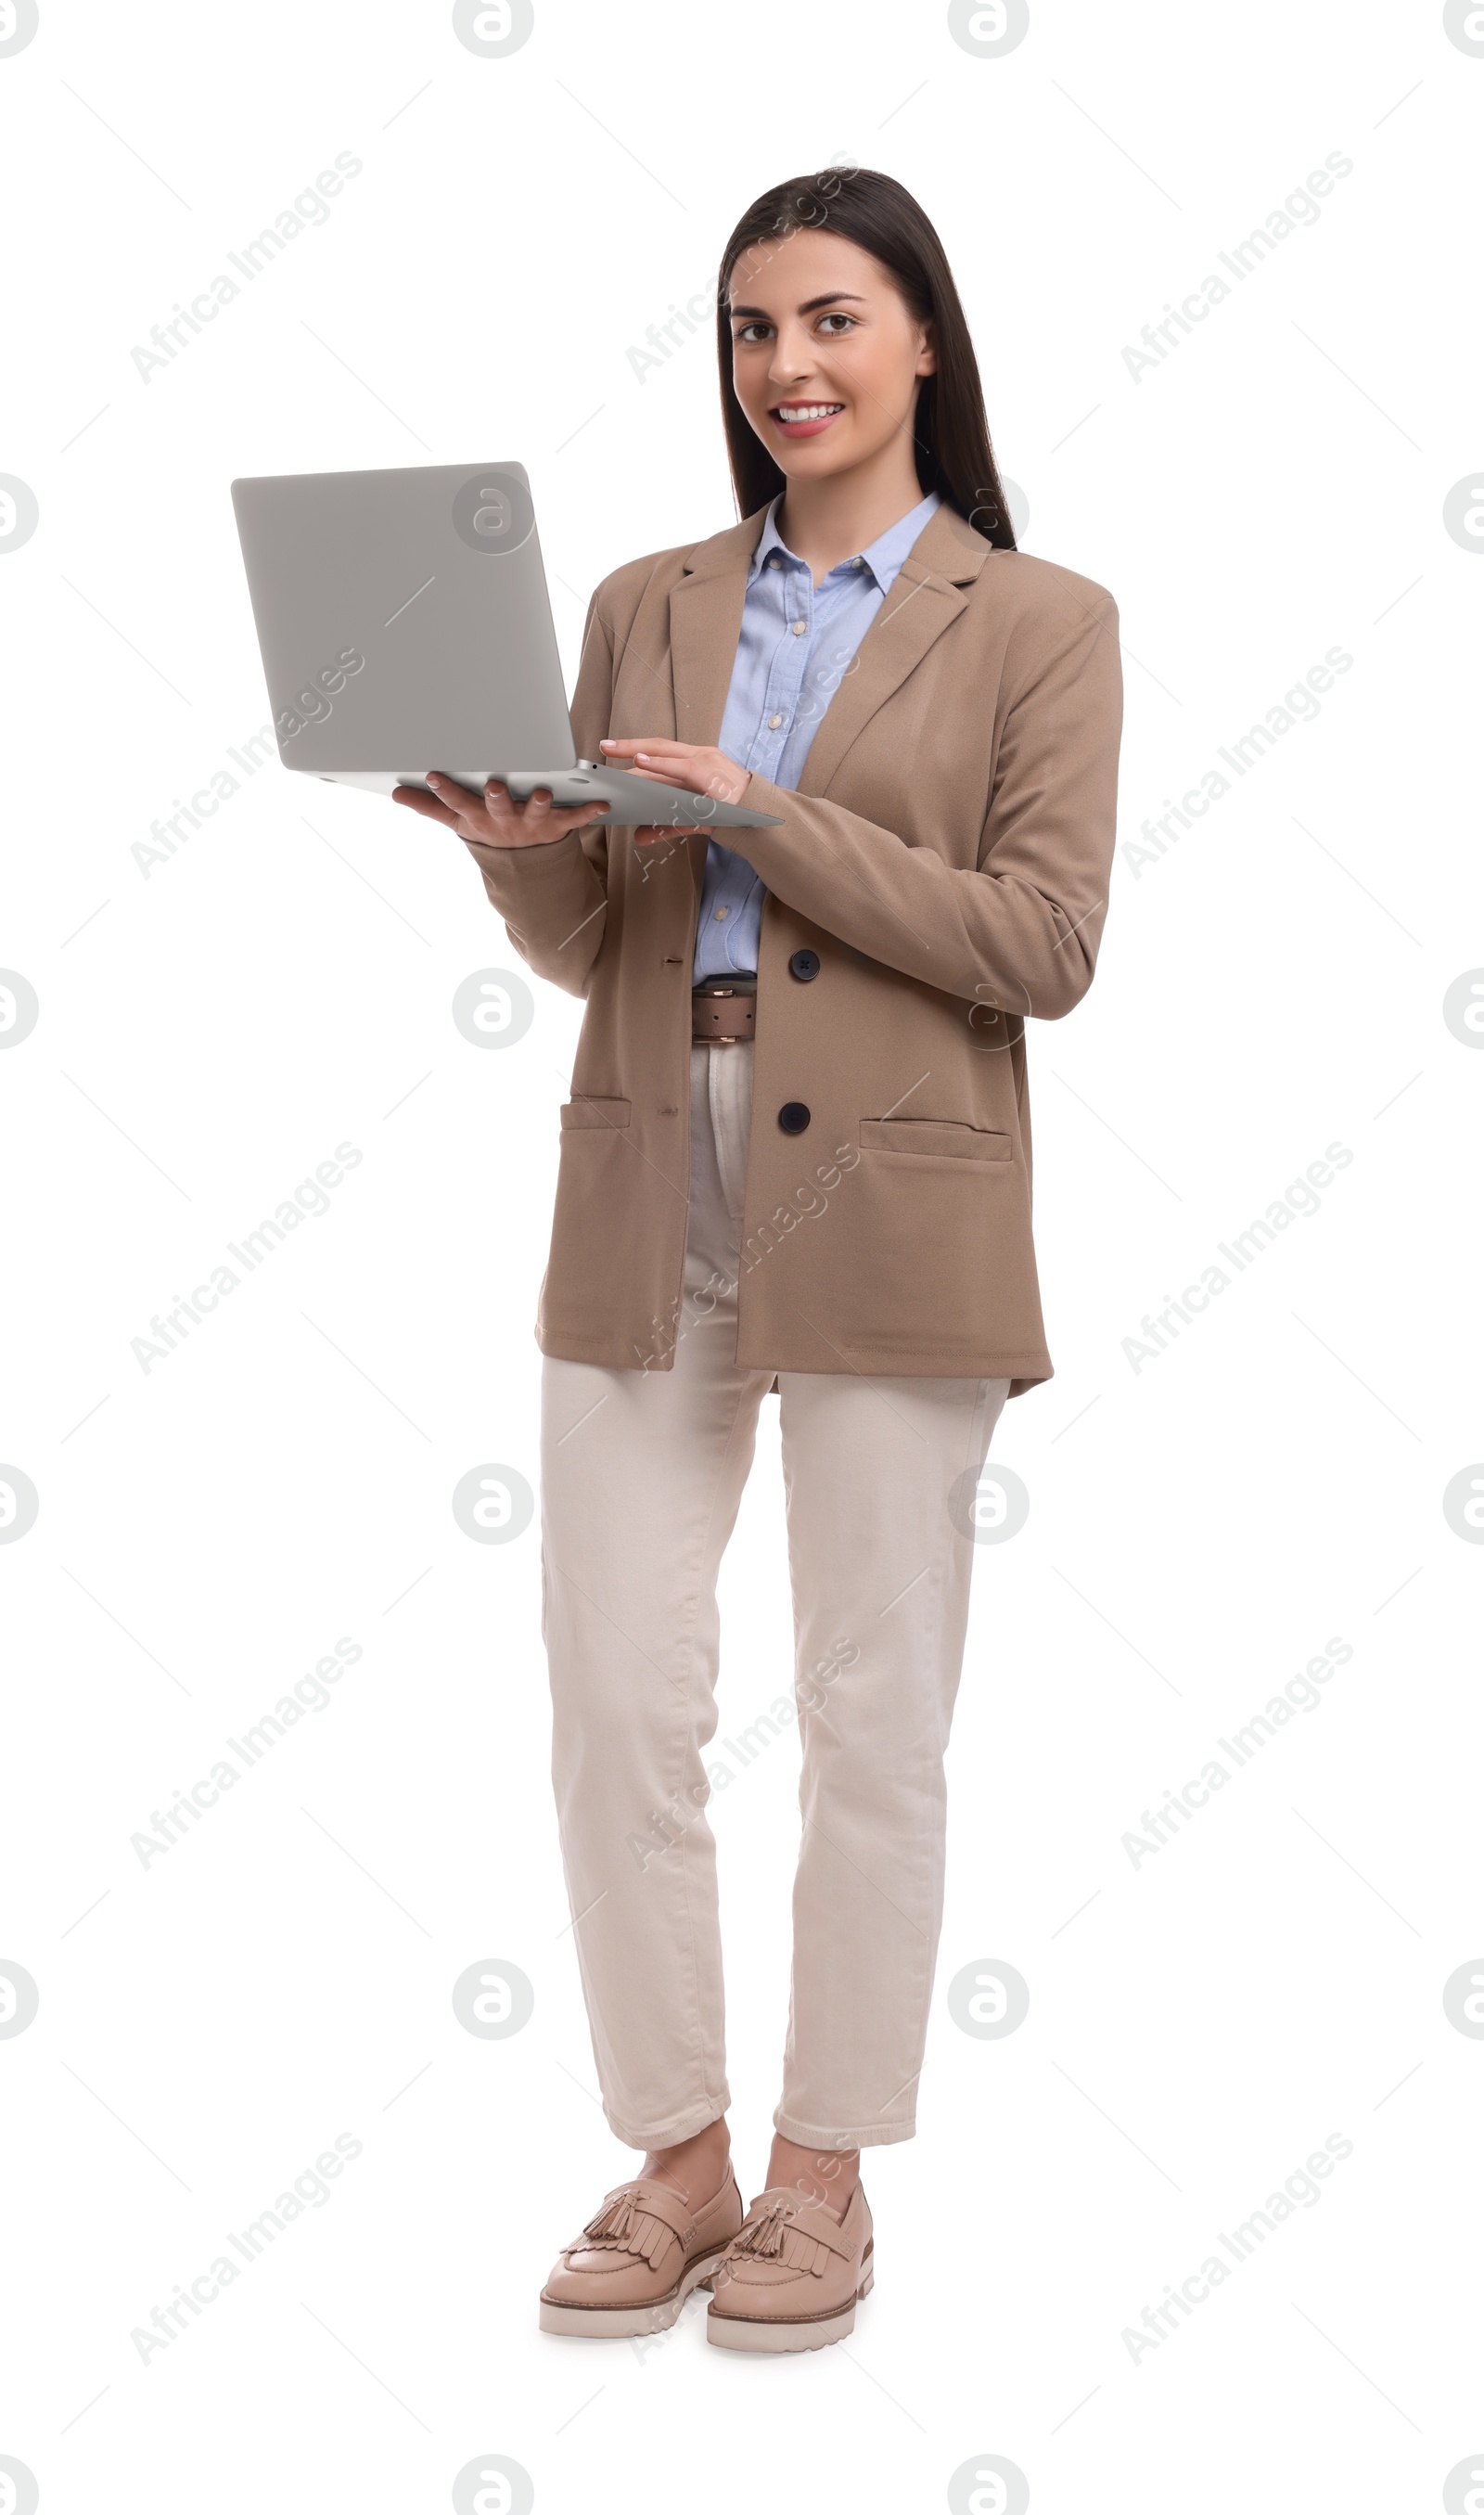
[692,975,757,1045]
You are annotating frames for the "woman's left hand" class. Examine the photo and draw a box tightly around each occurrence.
[599,737,749,842]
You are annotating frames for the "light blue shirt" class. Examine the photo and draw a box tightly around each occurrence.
[691,487,941,982]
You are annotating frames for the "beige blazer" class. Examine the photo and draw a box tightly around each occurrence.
[474,498,1122,1394]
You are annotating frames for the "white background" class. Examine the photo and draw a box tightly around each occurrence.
[2,2,1481,2509]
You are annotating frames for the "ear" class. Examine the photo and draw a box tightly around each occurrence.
[915,316,938,378]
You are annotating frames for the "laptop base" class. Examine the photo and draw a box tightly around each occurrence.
[312,763,781,828]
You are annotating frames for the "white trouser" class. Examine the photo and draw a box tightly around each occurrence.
[540,1040,1009,2149]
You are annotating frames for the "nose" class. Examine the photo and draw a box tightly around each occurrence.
[768,321,816,389]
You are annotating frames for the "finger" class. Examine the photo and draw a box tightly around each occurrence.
[393,784,461,827]
[430,775,530,830]
[427,772,490,807]
[426,774,490,824]
[477,776,527,827]
[513,784,610,831]
[470,786,610,843]
[419,775,608,842]
[602,738,702,774]
[601,737,692,760]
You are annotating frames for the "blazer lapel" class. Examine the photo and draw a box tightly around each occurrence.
[661,500,991,895]
[666,508,768,913]
[798,503,991,799]
[668,508,769,748]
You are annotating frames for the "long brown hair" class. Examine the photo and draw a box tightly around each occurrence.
[714,165,1017,548]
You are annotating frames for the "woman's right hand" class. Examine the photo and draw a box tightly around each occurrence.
[391,774,611,851]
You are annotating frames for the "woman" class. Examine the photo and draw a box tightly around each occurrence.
[395,166,1121,2353]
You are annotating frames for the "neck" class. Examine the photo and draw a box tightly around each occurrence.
[775,439,928,584]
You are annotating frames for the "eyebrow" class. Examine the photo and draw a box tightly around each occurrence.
[727,292,868,320]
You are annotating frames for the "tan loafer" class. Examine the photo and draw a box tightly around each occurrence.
[539,2170,744,2338]
[706,2182,874,2352]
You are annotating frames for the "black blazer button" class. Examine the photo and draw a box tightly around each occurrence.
[777,1101,811,1135]
[788,948,821,982]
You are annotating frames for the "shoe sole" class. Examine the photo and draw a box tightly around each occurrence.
[706,2264,874,2353]
[539,2249,730,2339]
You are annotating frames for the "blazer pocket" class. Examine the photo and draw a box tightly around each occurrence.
[560,1095,632,1132]
[858,1117,1012,1163]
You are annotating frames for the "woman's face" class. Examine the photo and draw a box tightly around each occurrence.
[725,226,936,483]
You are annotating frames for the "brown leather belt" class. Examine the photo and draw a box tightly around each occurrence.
[692,976,756,1043]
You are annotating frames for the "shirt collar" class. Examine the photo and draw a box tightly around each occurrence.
[749,487,942,594]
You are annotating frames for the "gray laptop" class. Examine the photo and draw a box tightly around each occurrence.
[229,460,781,827]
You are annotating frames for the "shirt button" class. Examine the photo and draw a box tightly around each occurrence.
[713,906,727,919]
[777,1101,811,1135]
[791,620,806,635]
[768,712,783,730]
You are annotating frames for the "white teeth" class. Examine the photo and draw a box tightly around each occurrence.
[776,404,843,421]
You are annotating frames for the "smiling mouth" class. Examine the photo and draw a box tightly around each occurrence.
[771,402,845,433]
